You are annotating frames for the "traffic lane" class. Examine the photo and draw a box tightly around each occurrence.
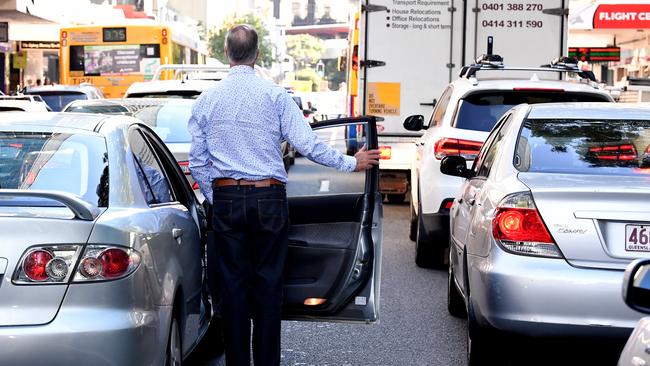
[187,203,467,366]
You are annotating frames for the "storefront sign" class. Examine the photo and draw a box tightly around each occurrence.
[19,41,59,50]
[0,23,7,43]
[594,4,650,29]
[569,47,621,62]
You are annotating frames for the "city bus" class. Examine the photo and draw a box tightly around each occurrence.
[60,24,207,98]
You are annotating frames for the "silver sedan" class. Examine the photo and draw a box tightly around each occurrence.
[0,112,210,365]
[441,103,650,365]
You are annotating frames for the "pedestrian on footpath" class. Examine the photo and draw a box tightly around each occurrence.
[187,24,380,366]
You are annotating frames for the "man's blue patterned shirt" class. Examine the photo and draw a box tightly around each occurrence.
[188,65,357,203]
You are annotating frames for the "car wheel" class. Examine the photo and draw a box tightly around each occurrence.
[409,202,417,242]
[447,261,466,318]
[387,193,405,204]
[415,202,446,268]
[166,313,183,366]
[415,203,434,268]
[467,302,499,366]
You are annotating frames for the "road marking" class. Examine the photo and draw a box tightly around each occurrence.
[319,180,330,192]
[329,128,338,146]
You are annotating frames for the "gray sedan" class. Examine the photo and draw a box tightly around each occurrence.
[441,103,650,365]
[0,113,383,365]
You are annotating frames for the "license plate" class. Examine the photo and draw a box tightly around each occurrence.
[625,225,650,252]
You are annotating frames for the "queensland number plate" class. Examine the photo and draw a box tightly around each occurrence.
[626,225,650,252]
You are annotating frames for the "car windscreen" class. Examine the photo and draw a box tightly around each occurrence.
[0,132,109,206]
[26,92,88,112]
[64,104,130,115]
[133,103,192,143]
[515,119,650,176]
[454,91,611,132]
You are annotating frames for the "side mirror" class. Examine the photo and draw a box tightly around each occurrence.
[440,156,471,179]
[623,259,650,314]
[403,115,424,131]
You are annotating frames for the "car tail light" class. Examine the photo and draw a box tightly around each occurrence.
[178,161,191,175]
[440,199,454,210]
[434,138,482,160]
[379,146,392,160]
[491,192,562,258]
[13,245,140,284]
[589,144,638,162]
[14,245,81,284]
[74,245,141,282]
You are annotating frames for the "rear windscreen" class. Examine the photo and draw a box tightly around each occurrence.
[0,132,109,206]
[126,91,200,99]
[515,119,650,176]
[455,91,611,132]
[133,103,193,143]
[26,92,87,112]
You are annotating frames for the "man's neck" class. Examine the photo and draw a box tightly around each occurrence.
[230,63,255,68]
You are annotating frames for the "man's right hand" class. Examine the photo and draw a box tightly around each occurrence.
[354,145,381,172]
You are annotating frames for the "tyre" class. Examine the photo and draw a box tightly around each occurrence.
[387,193,405,204]
[409,202,417,242]
[447,262,466,318]
[467,302,499,366]
[166,313,183,366]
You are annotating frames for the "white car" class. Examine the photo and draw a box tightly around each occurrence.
[403,56,614,268]
[0,95,50,112]
[620,259,650,366]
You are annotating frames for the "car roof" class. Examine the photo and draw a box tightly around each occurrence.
[25,85,94,92]
[0,112,111,132]
[125,80,215,94]
[527,102,650,120]
[67,98,193,111]
[450,76,609,94]
[0,99,49,111]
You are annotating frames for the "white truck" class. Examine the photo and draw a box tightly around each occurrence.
[355,0,569,203]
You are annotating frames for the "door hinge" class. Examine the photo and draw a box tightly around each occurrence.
[446,63,455,69]
[448,6,457,12]
[361,59,386,68]
[542,7,568,16]
[362,3,388,13]
[419,98,437,107]
[472,7,480,13]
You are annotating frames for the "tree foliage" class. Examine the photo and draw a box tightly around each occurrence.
[208,14,275,67]
[286,34,324,69]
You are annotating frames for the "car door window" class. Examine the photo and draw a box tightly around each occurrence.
[427,86,453,128]
[128,129,173,205]
[475,114,512,178]
[471,114,511,178]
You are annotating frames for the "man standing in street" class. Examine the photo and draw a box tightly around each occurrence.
[188,24,380,366]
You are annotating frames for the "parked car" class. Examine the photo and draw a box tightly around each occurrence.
[403,56,614,268]
[441,102,650,365]
[0,112,383,365]
[619,259,650,366]
[63,98,295,197]
[23,83,104,111]
[0,95,51,112]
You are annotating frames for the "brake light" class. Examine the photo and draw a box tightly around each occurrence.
[512,87,564,92]
[192,182,200,190]
[434,138,482,160]
[379,146,392,160]
[178,161,191,175]
[14,245,80,284]
[23,250,54,281]
[589,144,638,162]
[13,245,140,284]
[491,192,562,258]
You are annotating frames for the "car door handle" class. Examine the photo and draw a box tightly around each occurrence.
[172,228,183,239]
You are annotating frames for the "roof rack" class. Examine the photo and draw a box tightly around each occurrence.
[459,37,595,81]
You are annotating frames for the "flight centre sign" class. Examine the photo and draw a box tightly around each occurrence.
[593,4,650,29]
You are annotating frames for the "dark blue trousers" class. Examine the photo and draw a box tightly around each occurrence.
[210,185,288,366]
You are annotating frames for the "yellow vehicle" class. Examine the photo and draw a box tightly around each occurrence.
[60,24,206,98]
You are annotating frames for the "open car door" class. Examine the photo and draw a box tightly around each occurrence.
[283,116,382,322]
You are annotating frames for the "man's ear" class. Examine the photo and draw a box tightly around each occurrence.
[224,46,229,59]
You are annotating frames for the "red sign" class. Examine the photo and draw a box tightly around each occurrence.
[594,4,650,29]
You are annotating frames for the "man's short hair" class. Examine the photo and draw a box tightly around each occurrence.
[225,24,259,65]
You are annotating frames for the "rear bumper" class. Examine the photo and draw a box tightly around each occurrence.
[0,305,168,366]
[468,244,642,338]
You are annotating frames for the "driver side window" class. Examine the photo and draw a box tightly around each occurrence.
[471,114,512,178]
[428,86,453,128]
